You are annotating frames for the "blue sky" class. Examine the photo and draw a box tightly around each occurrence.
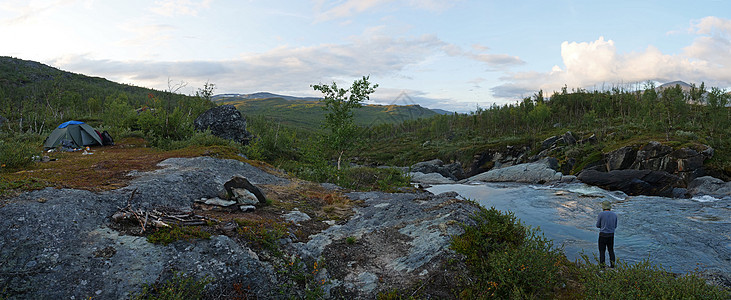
[2,0,730,112]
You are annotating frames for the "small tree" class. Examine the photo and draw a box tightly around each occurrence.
[311,76,378,170]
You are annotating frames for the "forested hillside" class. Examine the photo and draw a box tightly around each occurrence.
[0,56,215,136]
[355,83,731,177]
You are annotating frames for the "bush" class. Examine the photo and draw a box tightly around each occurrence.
[575,255,730,299]
[0,134,41,171]
[451,207,566,299]
[337,166,410,191]
[151,130,241,151]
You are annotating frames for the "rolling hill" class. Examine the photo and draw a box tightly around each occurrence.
[218,96,439,131]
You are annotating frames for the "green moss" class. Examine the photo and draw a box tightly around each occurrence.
[133,272,212,300]
[0,177,48,198]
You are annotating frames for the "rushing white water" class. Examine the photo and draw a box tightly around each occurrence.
[427,182,731,274]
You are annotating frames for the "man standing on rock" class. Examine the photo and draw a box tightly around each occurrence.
[596,200,617,268]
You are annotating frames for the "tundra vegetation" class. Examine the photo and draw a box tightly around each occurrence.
[0,57,728,298]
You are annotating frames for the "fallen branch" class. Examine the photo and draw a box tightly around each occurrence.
[111,191,216,233]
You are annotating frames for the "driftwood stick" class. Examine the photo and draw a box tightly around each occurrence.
[165,215,188,222]
[127,189,137,208]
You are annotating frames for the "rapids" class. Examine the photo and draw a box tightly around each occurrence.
[427,182,730,274]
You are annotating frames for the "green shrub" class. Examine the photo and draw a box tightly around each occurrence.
[147,226,211,245]
[236,219,288,252]
[151,130,241,151]
[133,272,212,300]
[451,207,565,299]
[337,166,410,191]
[0,136,40,171]
[576,255,730,299]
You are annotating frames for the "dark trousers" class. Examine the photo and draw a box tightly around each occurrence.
[598,234,615,267]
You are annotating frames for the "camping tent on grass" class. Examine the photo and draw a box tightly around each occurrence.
[44,120,103,150]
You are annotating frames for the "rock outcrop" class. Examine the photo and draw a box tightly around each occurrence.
[577,169,684,197]
[408,172,456,184]
[294,191,478,297]
[194,105,253,145]
[467,158,563,184]
[410,159,465,181]
[688,176,731,199]
[598,141,712,183]
[468,146,531,176]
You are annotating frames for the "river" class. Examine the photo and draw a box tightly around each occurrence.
[427,182,730,274]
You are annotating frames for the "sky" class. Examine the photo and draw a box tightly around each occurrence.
[2,0,731,112]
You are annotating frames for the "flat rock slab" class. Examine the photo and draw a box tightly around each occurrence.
[0,157,285,299]
[467,158,562,184]
[294,191,480,297]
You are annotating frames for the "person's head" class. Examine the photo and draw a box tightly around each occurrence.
[601,200,612,211]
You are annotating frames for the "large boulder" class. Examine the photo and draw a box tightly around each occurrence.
[223,175,267,205]
[541,135,561,150]
[194,105,252,144]
[605,146,637,171]
[408,172,456,184]
[410,159,465,180]
[688,176,731,199]
[562,131,577,146]
[577,169,683,197]
[468,146,531,176]
[467,158,563,184]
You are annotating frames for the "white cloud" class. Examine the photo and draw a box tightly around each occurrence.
[690,16,731,36]
[442,43,524,68]
[313,0,458,22]
[493,18,731,99]
[49,33,446,94]
[149,0,212,17]
[0,0,75,25]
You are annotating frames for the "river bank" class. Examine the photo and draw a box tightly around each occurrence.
[427,181,730,275]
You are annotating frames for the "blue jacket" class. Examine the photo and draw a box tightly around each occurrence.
[596,210,618,235]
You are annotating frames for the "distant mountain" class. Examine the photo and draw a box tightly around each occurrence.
[217,97,439,131]
[431,108,454,115]
[656,81,694,93]
[213,92,321,102]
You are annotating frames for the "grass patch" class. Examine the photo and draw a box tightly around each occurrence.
[573,255,729,299]
[0,177,48,199]
[0,137,251,193]
[133,272,212,300]
[147,225,212,245]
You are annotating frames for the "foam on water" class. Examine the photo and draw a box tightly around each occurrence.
[691,195,722,202]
